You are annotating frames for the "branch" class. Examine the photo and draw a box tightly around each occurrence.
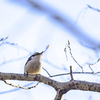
[0,72,63,91]
[74,7,88,24]
[51,71,99,77]
[3,41,32,53]
[87,4,100,12]
[86,58,100,72]
[54,89,62,100]
[1,72,100,100]
[70,66,74,80]
[42,67,51,77]
[42,66,100,77]
[0,36,8,42]
[65,41,83,72]
[3,80,40,89]
[55,80,100,100]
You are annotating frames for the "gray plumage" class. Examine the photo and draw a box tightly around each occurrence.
[24,52,42,75]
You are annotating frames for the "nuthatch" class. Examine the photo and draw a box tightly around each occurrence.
[24,51,43,75]
[24,45,49,75]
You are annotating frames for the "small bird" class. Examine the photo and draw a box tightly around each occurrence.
[24,52,43,75]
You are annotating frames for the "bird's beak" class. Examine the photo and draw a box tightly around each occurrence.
[40,51,44,55]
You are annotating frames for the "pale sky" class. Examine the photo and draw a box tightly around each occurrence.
[0,0,100,100]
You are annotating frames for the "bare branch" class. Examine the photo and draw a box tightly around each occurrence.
[3,42,32,53]
[0,55,30,67]
[86,58,100,72]
[0,36,8,42]
[0,72,100,99]
[87,64,94,72]
[3,80,40,89]
[75,7,88,24]
[0,72,63,91]
[87,4,100,12]
[88,58,100,66]
[70,66,74,80]
[64,47,68,61]
[42,67,51,77]
[42,66,100,78]
[66,41,84,72]
[0,37,9,46]
[54,89,63,100]
[50,71,100,77]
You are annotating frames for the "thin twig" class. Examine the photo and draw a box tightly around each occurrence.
[0,36,8,42]
[42,66,100,77]
[42,59,100,78]
[50,71,99,77]
[70,66,74,80]
[42,67,51,77]
[87,4,100,12]
[75,7,88,24]
[0,55,31,67]
[86,58,100,72]
[3,80,40,89]
[64,47,68,61]
[66,41,84,72]
[4,42,32,53]
[89,58,100,65]
[88,65,94,72]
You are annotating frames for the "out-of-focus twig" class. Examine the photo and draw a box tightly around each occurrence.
[75,7,88,24]
[0,36,8,42]
[2,41,32,53]
[0,55,31,67]
[0,36,32,53]
[0,38,33,67]
[27,0,99,49]
[87,4,100,12]
[42,59,65,71]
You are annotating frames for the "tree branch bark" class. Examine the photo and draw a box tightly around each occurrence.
[0,72,100,100]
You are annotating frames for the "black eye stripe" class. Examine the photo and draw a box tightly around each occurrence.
[32,53,40,57]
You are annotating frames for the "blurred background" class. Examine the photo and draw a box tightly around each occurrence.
[0,0,100,100]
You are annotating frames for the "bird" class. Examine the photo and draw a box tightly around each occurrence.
[24,52,43,75]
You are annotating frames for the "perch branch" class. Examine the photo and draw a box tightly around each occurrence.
[0,72,100,100]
